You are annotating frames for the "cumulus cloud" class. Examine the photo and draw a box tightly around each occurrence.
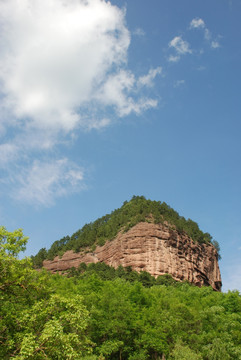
[0,0,129,132]
[0,0,161,206]
[0,0,160,134]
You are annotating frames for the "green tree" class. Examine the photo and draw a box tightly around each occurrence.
[15,294,93,359]
[170,339,202,360]
[0,227,51,358]
[204,338,231,360]
[31,247,47,268]
[0,226,50,300]
[0,227,95,359]
[212,240,221,260]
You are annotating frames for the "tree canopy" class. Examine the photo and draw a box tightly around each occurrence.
[0,227,240,359]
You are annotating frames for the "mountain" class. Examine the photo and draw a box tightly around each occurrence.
[33,196,222,290]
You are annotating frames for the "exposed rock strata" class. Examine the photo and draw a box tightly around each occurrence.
[43,222,222,291]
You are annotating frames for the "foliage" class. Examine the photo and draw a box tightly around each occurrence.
[170,339,202,359]
[15,294,93,359]
[68,276,241,360]
[1,227,241,360]
[212,240,222,260]
[32,196,220,266]
[66,262,178,288]
[0,227,93,359]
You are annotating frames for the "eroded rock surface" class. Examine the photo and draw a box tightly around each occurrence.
[43,222,222,291]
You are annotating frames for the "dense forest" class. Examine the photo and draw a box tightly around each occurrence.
[1,226,240,359]
[32,196,220,268]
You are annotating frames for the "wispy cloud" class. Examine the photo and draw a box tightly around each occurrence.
[95,69,161,117]
[211,41,220,49]
[174,80,185,88]
[10,159,85,207]
[133,28,145,37]
[137,67,162,88]
[204,28,211,41]
[197,65,207,71]
[190,18,205,29]
[168,55,181,63]
[167,18,221,64]
[169,36,192,55]
[189,17,221,49]
[0,143,19,167]
[168,36,192,62]
[0,0,161,206]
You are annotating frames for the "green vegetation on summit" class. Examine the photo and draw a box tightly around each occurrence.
[32,196,219,267]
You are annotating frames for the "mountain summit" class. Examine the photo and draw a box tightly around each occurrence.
[33,196,222,290]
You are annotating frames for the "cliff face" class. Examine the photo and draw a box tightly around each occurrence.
[43,222,222,291]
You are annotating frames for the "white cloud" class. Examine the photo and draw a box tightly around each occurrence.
[169,36,192,55]
[12,158,84,207]
[0,0,160,134]
[0,0,130,132]
[174,80,185,88]
[168,36,192,62]
[82,118,111,131]
[190,18,205,29]
[0,0,162,206]
[168,55,180,63]
[0,143,19,166]
[95,69,160,117]
[189,17,221,50]
[197,65,206,71]
[204,28,211,41]
[133,28,145,36]
[211,41,220,49]
[137,67,162,88]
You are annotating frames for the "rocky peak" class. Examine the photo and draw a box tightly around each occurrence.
[43,222,222,291]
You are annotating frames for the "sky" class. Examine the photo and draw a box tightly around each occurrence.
[0,0,240,293]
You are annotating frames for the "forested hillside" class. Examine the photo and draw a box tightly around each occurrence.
[32,196,220,267]
[1,226,240,359]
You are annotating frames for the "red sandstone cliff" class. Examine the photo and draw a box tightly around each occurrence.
[43,222,222,291]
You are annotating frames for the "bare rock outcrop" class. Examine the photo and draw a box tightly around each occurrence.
[43,222,222,291]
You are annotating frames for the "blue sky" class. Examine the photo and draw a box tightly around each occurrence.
[0,0,240,292]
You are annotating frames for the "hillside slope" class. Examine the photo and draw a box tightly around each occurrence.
[32,196,222,290]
